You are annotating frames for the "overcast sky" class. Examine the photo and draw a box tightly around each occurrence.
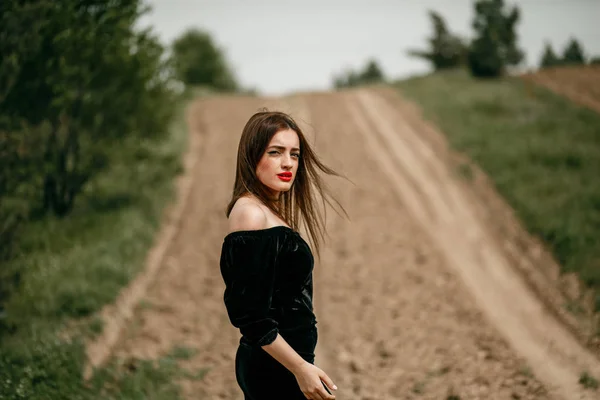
[140,0,600,95]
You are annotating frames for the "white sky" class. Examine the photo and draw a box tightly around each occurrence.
[140,0,600,95]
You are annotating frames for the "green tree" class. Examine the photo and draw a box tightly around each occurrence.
[333,68,359,89]
[360,59,385,83]
[0,0,173,313]
[407,10,467,70]
[590,56,600,65]
[171,28,238,91]
[539,42,561,68]
[562,38,586,65]
[332,59,385,89]
[468,0,524,78]
[0,0,173,215]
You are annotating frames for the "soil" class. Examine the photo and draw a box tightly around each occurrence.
[522,65,600,114]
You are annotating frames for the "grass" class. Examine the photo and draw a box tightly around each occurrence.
[579,371,599,390]
[412,380,426,394]
[518,364,535,379]
[0,97,192,399]
[167,345,198,361]
[395,69,600,312]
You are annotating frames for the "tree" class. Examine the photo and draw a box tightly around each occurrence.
[171,29,238,91]
[590,56,600,65]
[539,42,561,68]
[407,10,467,70]
[562,38,586,65]
[360,59,385,83]
[0,0,174,216]
[333,69,358,89]
[332,59,385,89]
[0,0,174,311]
[467,0,524,78]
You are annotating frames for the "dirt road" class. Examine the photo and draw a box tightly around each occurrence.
[522,65,600,114]
[109,88,600,399]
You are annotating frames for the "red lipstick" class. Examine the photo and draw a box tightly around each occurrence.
[277,172,292,182]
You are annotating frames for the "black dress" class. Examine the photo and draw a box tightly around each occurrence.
[219,226,317,400]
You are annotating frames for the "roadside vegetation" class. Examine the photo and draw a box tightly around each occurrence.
[0,1,240,398]
[0,100,188,399]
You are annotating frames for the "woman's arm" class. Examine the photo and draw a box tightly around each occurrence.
[263,334,337,400]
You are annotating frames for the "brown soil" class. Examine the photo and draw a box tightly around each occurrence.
[522,65,600,113]
[90,88,600,399]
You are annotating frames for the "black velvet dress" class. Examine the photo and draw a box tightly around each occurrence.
[219,226,317,400]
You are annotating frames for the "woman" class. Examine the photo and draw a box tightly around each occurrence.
[219,110,347,399]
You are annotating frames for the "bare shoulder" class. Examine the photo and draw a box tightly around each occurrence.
[228,198,268,233]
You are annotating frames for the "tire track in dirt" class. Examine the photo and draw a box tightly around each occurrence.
[344,88,600,399]
[304,91,550,400]
[375,87,600,357]
[110,88,599,400]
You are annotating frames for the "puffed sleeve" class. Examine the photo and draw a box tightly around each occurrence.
[219,233,280,346]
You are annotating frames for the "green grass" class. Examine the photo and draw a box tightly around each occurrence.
[579,371,599,390]
[167,345,198,361]
[395,69,600,311]
[0,98,192,399]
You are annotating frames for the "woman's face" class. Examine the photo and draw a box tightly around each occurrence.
[256,128,300,199]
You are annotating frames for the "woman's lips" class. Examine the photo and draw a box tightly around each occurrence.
[277,172,292,182]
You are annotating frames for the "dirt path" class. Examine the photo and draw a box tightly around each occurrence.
[110,89,600,399]
[522,65,600,114]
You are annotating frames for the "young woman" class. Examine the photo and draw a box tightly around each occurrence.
[219,110,346,399]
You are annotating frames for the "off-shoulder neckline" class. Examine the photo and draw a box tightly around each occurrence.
[223,225,298,241]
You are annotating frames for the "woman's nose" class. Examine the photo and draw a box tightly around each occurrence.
[281,154,293,168]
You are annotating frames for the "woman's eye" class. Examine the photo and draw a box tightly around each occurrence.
[268,151,279,155]
[291,153,300,158]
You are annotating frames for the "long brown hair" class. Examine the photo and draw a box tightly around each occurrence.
[226,109,347,257]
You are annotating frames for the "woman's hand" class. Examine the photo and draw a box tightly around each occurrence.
[261,335,338,399]
[292,361,337,400]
